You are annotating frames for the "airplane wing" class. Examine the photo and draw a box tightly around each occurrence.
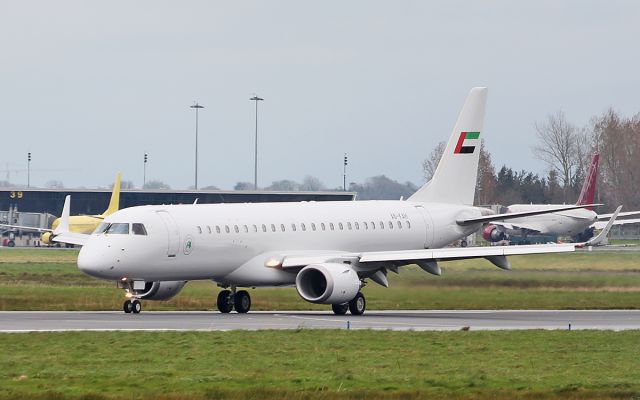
[50,195,89,246]
[597,210,640,220]
[456,204,601,226]
[592,218,640,230]
[275,243,575,271]
[0,224,52,233]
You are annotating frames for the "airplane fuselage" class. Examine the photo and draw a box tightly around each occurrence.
[77,200,483,285]
[502,204,597,236]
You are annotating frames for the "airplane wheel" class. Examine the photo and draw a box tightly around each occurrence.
[217,290,233,313]
[332,303,349,315]
[234,290,251,314]
[123,300,133,314]
[348,292,366,315]
[132,300,142,314]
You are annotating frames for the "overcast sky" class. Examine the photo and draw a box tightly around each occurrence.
[1,1,639,190]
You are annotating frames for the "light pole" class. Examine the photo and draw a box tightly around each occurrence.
[27,152,31,188]
[143,153,148,189]
[250,95,264,190]
[190,102,204,190]
[343,153,348,191]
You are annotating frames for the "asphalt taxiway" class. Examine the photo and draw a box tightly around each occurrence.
[0,310,638,332]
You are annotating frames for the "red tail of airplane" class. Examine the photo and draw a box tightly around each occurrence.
[576,153,599,210]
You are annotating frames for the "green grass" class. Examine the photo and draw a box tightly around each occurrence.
[1,248,640,311]
[0,330,639,400]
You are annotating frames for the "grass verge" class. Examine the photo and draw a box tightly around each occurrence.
[1,330,639,400]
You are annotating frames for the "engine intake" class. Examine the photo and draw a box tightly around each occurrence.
[482,224,506,242]
[133,281,187,300]
[295,263,361,304]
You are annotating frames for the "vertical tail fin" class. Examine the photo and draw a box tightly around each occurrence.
[101,173,121,217]
[576,154,599,210]
[408,87,488,204]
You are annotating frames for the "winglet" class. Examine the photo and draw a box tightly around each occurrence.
[582,205,622,247]
[53,195,71,235]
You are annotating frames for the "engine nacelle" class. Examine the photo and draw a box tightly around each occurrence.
[295,263,361,304]
[41,232,54,245]
[133,281,187,300]
[482,224,506,242]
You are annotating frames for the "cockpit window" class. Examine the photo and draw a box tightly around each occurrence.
[94,222,110,234]
[106,223,129,234]
[132,223,147,236]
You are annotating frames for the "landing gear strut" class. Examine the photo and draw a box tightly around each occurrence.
[332,292,366,315]
[216,287,252,314]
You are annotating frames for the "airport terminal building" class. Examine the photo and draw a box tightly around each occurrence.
[0,188,355,216]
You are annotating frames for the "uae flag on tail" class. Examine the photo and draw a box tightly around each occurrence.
[454,131,480,154]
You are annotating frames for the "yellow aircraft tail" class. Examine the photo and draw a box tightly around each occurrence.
[100,173,121,218]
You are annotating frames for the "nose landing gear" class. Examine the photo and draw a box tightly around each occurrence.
[216,286,252,314]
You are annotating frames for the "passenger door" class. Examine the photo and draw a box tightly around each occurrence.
[156,210,180,257]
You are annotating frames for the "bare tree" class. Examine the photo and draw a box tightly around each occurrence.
[299,176,325,191]
[143,180,171,190]
[532,111,582,198]
[422,141,446,182]
[234,182,254,190]
[475,140,496,205]
[45,180,64,189]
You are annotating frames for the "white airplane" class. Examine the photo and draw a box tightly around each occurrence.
[53,87,605,315]
[483,154,639,243]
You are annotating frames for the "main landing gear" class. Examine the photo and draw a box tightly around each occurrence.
[331,292,366,316]
[217,286,251,314]
[123,299,142,314]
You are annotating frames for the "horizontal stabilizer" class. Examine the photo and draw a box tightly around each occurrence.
[583,205,622,247]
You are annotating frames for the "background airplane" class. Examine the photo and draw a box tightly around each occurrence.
[53,88,603,316]
[0,173,121,245]
[483,154,640,243]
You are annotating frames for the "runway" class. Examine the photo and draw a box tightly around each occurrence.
[0,310,639,332]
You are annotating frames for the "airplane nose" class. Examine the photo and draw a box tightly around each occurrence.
[77,242,116,279]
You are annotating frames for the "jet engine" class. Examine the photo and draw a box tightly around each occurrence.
[482,224,507,242]
[41,232,54,245]
[132,281,187,300]
[295,263,361,304]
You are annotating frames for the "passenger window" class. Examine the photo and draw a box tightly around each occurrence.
[363,222,368,230]
[253,224,258,232]
[379,221,384,229]
[371,221,376,230]
[397,221,402,229]
[225,225,230,233]
[271,224,276,232]
[321,223,326,231]
[406,220,411,229]
[338,222,343,230]
[132,223,147,235]
[301,223,306,231]
[243,225,249,233]
[280,224,285,232]
[347,222,352,230]
[197,226,202,234]
[107,223,129,234]
[216,226,221,234]
[388,221,393,229]
[234,225,239,233]
[262,224,267,232]
[311,223,316,231]
[291,223,297,232]
[329,223,335,231]
[354,222,359,230]
[207,226,212,234]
